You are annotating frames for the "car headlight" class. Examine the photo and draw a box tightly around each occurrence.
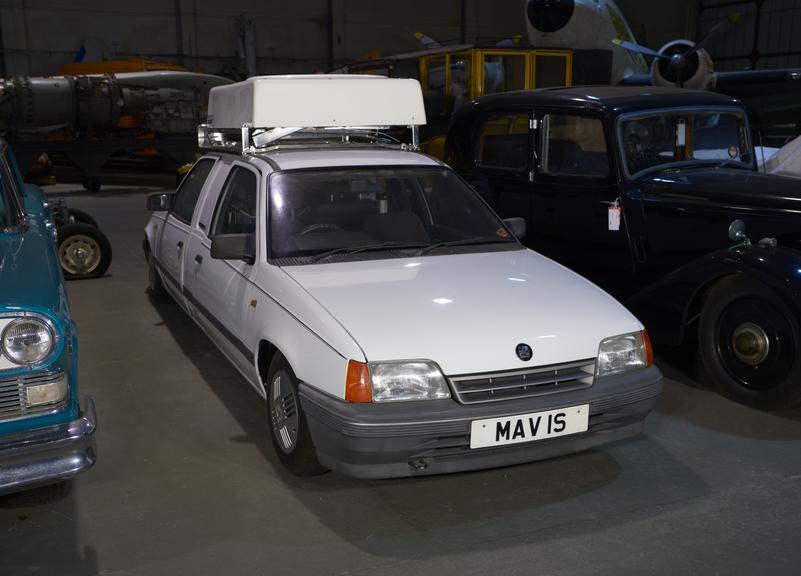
[345,360,451,403]
[1,317,56,365]
[596,330,653,378]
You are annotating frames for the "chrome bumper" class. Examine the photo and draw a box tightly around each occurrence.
[0,396,97,495]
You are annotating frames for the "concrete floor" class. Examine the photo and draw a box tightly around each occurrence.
[2,189,801,576]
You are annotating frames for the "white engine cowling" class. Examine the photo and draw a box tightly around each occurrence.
[652,39,716,90]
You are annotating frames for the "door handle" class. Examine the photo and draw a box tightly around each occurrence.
[177,240,184,248]
[194,254,203,264]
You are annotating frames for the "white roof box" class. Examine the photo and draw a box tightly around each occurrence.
[206,74,426,129]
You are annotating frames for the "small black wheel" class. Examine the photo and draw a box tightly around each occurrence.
[267,355,327,476]
[57,223,112,279]
[699,276,801,409]
[147,249,171,302]
[65,208,98,228]
[82,176,101,193]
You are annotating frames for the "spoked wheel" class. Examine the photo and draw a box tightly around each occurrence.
[57,223,112,279]
[699,276,801,409]
[267,356,327,476]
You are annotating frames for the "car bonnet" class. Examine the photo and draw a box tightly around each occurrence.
[281,249,643,376]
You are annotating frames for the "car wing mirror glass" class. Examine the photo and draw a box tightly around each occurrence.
[728,219,749,244]
[503,217,526,240]
[210,233,256,265]
[146,193,175,211]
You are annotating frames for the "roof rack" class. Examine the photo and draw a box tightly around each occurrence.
[199,74,426,155]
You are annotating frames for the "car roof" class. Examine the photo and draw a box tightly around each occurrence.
[466,85,743,116]
[247,147,444,171]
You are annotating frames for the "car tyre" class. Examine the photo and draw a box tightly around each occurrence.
[57,223,112,280]
[65,208,98,228]
[267,355,327,476]
[699,276,801,409]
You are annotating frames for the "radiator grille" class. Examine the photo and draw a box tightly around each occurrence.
[449,359,595,404]
[0,369,68,422]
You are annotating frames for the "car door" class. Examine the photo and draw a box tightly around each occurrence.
[155,157,217,302]
[532,112,635,294]
[463,110,538,230]
[183,162,260,382]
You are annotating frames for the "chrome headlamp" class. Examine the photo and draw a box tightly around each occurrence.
[1,316,57,365]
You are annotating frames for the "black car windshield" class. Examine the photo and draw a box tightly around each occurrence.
[619,110,752,177]
[268,166,518,261]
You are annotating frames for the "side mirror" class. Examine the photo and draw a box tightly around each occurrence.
[504,217,527,240]
[210,233,255,265]
[147,193,175,212]
[728,219,749,244]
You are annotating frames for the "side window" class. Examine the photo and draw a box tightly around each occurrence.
[211,166,257,236]
[172,158,215,223]
[477,112,530,170]
[543,115,609,177]
[482,54,527,95]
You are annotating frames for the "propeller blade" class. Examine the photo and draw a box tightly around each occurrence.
[414,32,442,49]
[612,38,669,60]
[688,12,742,55]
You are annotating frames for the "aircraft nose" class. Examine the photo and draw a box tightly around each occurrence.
[526,0,575,33]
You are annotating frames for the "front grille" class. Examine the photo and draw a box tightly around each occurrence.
[0,369,68,422]
[449,359,595,404]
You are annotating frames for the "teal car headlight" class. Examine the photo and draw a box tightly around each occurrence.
[1,317,56,365]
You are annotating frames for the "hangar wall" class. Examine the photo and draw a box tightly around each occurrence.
[0,0,532,77]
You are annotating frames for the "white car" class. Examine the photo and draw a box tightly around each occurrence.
[144,75,662,478]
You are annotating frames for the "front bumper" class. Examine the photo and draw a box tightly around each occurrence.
[0,396,97,495]
[300,365,662,479]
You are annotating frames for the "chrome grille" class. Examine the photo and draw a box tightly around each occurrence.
[0,369,68,422]
[449,359,595,404]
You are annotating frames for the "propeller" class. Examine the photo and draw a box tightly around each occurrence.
[613,12,741,88]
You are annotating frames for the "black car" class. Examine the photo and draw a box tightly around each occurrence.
[445,86,801,409]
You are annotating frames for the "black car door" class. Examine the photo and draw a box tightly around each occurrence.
[531,112,635,294]
[462,110,541,232]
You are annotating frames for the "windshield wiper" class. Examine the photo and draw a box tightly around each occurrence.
[418,236,515,255]
[310,241,428,263]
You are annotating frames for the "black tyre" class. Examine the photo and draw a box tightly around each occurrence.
[267,356,327,476]
[147,250,171,302]
[699,276,801,409]
[57,223,112,279]
[82,175,101,193]
[65,208,98,228]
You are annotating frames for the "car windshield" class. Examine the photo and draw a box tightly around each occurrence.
[619,110,752,177]
[0,165,20,230]
[268,166,518,261]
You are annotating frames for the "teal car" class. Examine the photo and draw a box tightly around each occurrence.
[0,139,96,495]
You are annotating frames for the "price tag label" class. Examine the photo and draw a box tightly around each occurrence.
[608,205,621,231]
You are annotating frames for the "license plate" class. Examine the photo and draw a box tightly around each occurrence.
[469,404,589,449]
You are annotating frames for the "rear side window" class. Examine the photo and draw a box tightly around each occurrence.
[172,158,215,223]
[477,113,530,170]
[543,115,609,177]
[211,166,257,235]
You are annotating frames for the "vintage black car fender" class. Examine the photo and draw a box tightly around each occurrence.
[627,244,801,347]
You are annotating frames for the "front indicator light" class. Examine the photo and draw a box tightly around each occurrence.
[596,330,652,378]
[345,360,372,403]
[25,374,68,407]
